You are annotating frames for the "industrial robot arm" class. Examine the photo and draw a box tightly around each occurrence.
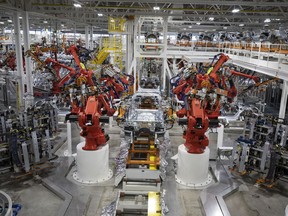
[172,53,255,154]
[44,57,77,93]
[78,95,107,150]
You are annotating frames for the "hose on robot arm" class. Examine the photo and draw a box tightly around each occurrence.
[209,53,222,66]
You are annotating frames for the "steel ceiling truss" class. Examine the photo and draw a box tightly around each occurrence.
[0,0,287,32]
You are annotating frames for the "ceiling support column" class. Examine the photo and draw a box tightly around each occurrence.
[90,25,93,49]
[126,20,133,74]
[162,17,168,91]
[13,11,25,111]
[85,26,89,49]
[279,81,288,119]
[22,11,34,107]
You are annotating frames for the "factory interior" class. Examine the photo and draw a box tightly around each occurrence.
[1,0,288,216]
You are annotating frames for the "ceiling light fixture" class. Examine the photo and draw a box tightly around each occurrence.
[239,23,244,27]
[98,13,103,16]
[7,20,12,23]
[232,8,240,13]
[196,22,201,25]
[264,18,271,23]
[19,16,22,19]
[43,20,48,24]
[209,17,214,21]
[183,28,187,30]
[73,3,82,8]
[153,6,160,10]
[0,22,4,24]
[189,26,192,28]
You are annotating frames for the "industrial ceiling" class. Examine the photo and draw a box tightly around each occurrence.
[0,0,287,34]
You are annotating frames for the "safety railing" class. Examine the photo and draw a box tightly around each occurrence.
[164,41,288,80]
[166,41,288,56]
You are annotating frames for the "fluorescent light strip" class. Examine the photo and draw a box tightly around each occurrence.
[73,3,82,8]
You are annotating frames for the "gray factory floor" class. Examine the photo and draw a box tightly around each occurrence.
[1,122,288,216]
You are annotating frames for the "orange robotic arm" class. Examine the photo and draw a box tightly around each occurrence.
[67,45,95,86]
[67,45,82,67]
[78,93,116,151]
[179,97,209,154]
[209,53,229,83]
[78,96,106,150]
[230,70,260,83]
[45,57,77,93]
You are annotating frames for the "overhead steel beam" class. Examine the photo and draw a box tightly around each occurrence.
[76,0,288,7]
[38,14,281,27]
[31,9,287,20]
[30,3,285,14]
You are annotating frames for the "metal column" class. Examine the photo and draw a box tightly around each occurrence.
[45,129,52,159]
[133,18,138,93]
[90,25,93,49]
[126,20,134,73]
[31,131,40,163]
[279,81,288,119]
[172,58,177,74]
[85,26,89,49]
[162,18,168,91]
[66,121,72,156]
[73,24,76,44]
[133,60,137,93]
[21,142,30,172]
[13,11,25,110]
[22,11,34,108]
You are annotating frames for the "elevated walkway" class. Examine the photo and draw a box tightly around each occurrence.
[160,42,288,80]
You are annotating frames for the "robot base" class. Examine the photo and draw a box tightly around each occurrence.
[176,144,212,189]
[73,142,113,184]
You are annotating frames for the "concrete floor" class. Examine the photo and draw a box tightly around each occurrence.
[1,122,288,216]
[2,180,63,216]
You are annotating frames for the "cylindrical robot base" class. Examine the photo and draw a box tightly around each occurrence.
[73,142,113,184]
[176,144,212,189]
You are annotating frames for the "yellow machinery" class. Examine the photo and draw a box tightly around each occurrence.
[114,191,162,215]
[108,17,126,33]
[94,47,110,65]
[148,192,162,216]
[88,17,125,69]
[88,36,122,68]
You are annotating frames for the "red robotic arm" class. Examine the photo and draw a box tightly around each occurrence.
[230,70,260,83]
[78,96,105,150]
[172,53,258,154]
[209,53,229,83]
[100,77,125,99]
[78,94,116,150]
[45,57,77,93]
[67,45,94,86]
[184,97,209,154]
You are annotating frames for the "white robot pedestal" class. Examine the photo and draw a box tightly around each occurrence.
[206,123,224,160]
[73,142,113,184]
[176,144,212,189]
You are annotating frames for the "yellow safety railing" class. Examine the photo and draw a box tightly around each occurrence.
[108,17,126,33]
[103,36,123,70]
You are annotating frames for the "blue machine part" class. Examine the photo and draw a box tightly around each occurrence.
[12,204,22,216]
[236,136,254,145]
